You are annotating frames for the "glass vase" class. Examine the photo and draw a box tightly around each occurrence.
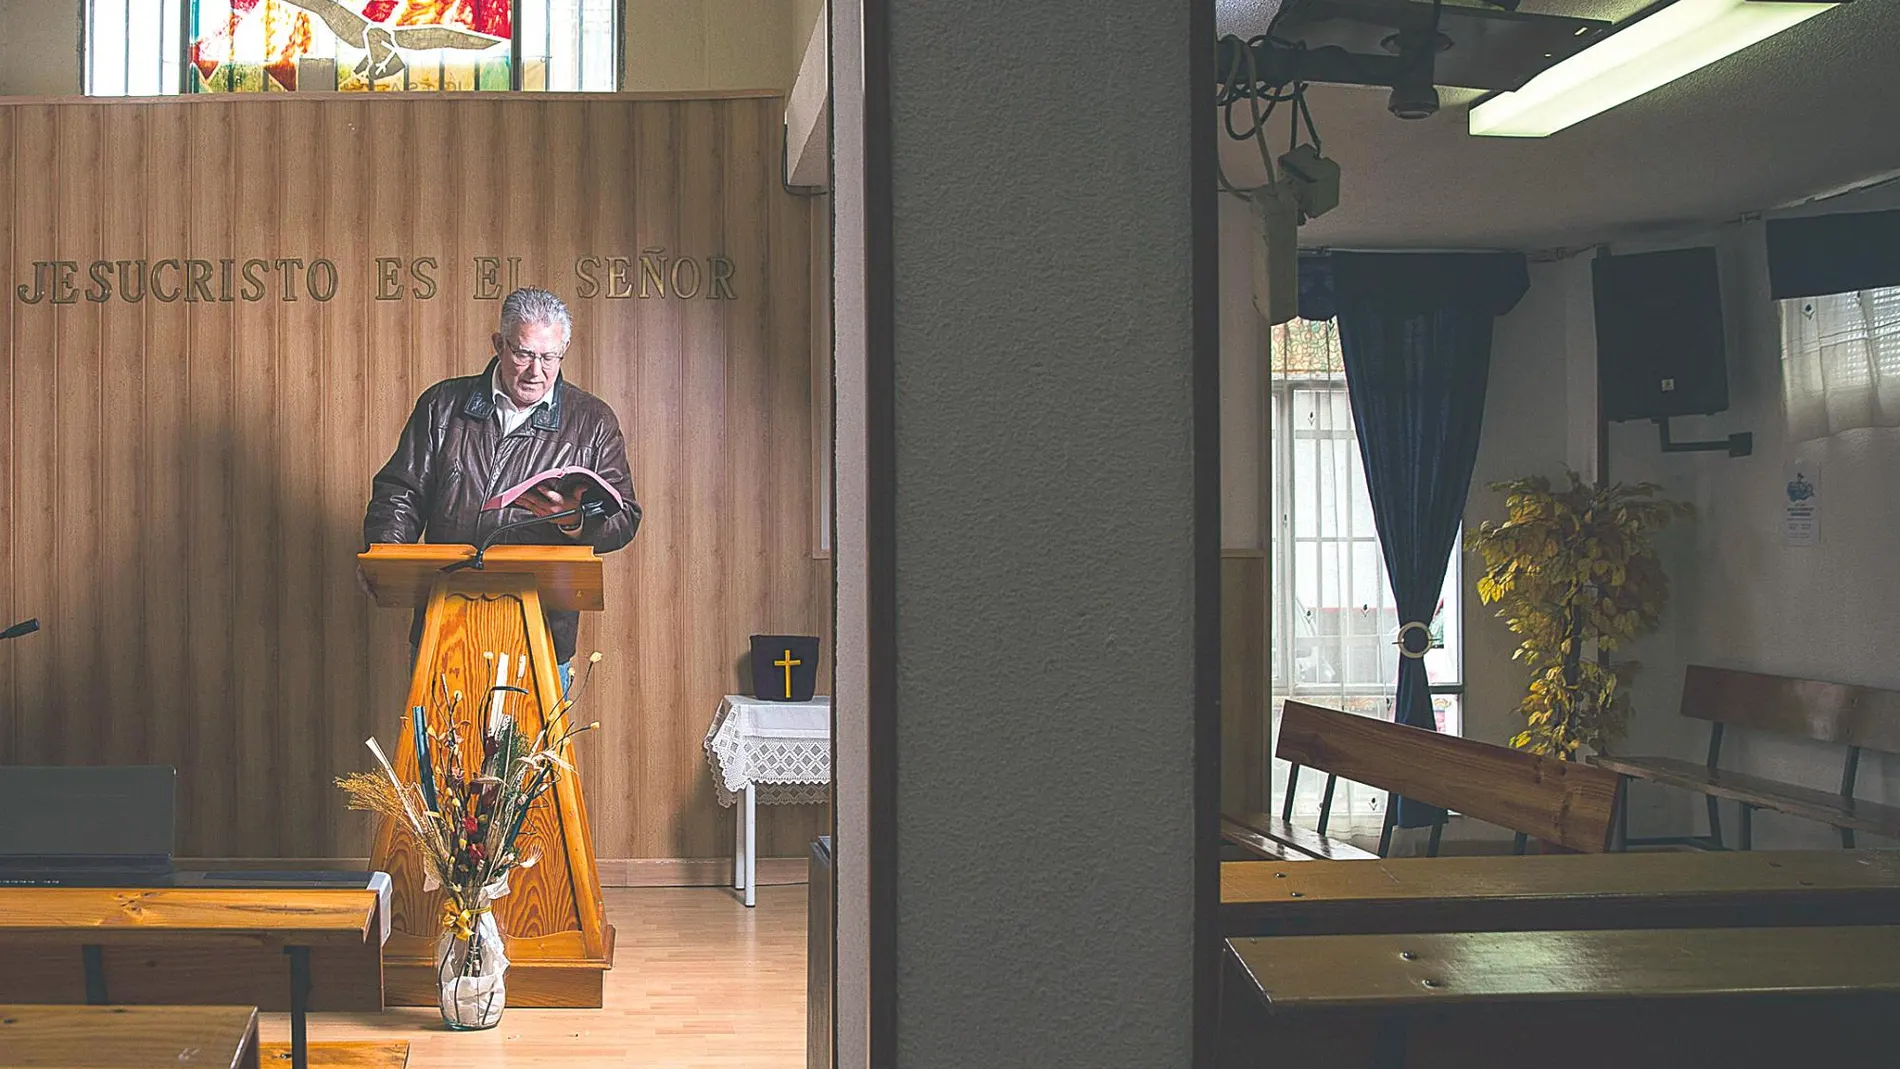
[436,901,510,1030]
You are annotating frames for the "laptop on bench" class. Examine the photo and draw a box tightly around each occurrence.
[0,765,177,886]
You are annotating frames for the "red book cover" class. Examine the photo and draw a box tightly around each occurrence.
[482,466,626,514]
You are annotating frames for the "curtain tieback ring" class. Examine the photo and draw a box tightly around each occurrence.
[1395,621,1432,660]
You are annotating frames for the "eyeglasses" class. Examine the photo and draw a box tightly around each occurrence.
[504,343,565,369]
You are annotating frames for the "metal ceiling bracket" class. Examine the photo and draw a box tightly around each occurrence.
[1655,417,1753,457]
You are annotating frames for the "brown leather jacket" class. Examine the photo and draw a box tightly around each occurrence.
[363,358,641,662]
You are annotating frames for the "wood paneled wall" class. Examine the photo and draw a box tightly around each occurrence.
[0,93,829,868]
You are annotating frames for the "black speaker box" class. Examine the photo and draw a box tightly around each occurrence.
[749,634,820,702]
[1593,247,1730,422]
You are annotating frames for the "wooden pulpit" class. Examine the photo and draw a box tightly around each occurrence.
[357,543,613,1008]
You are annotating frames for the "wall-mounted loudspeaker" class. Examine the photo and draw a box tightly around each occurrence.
[1593,246,1730,423]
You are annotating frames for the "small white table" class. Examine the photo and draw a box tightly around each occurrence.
[703,694,831,906]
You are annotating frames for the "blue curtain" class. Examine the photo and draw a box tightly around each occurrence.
[1303,252,1528,828]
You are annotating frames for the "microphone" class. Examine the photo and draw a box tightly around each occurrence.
[0,619,38,641]
[442,499,613,574]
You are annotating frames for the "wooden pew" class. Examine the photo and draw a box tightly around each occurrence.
[0,1004,260,1069]
[1221,813,1377,862]
[1221,850,1900,937]
[1592,664,1900,850]
[1220,926,1900,1069]
[0,888,383,1069]
[1231,700,1621,860]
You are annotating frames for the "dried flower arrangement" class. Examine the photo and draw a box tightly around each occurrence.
[338,650,602,1028]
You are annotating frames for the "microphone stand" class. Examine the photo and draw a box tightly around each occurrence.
[0,620,30,758]
[442,499,611,574]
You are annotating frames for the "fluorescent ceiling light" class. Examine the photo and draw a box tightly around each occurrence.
[1468,0,1839,138]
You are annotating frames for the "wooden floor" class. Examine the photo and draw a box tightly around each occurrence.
[262,885,807,1068]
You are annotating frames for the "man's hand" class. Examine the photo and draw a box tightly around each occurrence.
[517,480,572,518]
[518,481,587,538]
[355,563,375,598]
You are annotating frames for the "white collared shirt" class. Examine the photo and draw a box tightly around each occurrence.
[491,368,548,436]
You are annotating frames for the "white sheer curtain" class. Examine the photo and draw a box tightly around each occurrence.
[1781,286,1900,441]
[1268,319,1395,836]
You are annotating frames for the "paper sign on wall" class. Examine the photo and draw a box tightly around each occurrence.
[1784,457,1821,546]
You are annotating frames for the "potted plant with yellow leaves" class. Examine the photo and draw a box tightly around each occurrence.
[1468,473,1691,759]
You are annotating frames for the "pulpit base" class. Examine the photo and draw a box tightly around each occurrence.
[359,552,615,1014]
[381,923,615,1009]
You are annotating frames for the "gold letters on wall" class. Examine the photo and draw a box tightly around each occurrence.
[12,254,740,304]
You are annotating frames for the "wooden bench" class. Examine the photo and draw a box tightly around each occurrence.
[0,1004,259,1069]
[0,888,384,1069]
[1220,926,1900,1068]
[1592,664,1900,850]
[1220,813,1378,862]
[1220,850,1900,937]
[1225,700,1622,860]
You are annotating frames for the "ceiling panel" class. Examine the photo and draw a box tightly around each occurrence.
[1213,0,1900,248]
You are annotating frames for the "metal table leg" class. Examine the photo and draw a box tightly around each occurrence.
[81,945,108,1005]
[1614,776,1631,852]
[744,783,758,908]
[1372,1013,1410,1069]
[735,792,747,894]
[285,945,312,1069]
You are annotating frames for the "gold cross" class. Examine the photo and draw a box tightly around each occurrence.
[776,649,802,697]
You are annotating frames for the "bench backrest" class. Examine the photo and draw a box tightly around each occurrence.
[1681,665,1900,754]
[1276,700,1621,853]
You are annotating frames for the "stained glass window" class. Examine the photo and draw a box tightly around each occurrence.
[86,1,619,94]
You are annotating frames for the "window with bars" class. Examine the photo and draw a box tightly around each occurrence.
[86,1,620,96]
[1781,285,1900,441]
[1268,318,1463,826]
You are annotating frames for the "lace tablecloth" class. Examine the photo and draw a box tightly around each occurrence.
[703,694,831,806]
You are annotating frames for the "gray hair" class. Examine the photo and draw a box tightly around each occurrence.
[499,287,573,346]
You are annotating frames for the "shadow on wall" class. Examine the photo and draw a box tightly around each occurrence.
[1,413,395,859]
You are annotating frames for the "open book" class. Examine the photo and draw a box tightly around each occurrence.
[482,465,626,515]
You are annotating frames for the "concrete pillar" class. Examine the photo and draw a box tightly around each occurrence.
[840,0,1219,1064]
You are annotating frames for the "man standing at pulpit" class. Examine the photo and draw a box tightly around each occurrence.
[362,287,640,687]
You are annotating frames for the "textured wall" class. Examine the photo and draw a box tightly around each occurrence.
[830,0,870,1061]
[623,0,803,93]
[0,0,82,96]
[886,0,1201,1065]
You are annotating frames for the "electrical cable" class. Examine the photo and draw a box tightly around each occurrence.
[1214,35,1253,197]
[1218,28,1310,141]
[1243,36,1278,185]
[1221,36,1285,142]
[1298,90,1321,154]
[1287,82,1301,153]
[1214,0,1337,196]
[1222,0,1454,125]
